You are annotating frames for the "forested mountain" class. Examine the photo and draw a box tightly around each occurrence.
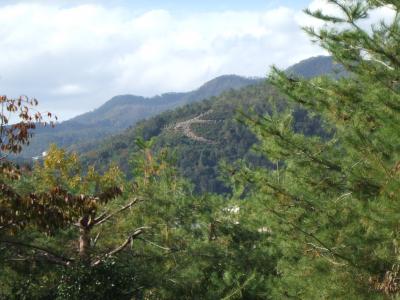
[79,56,334,193]
[286,55,346,78]
[18,75,259,159]
[17,56,340,160]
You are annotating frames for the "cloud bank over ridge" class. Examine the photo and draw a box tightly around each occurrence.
[4,1,391,119]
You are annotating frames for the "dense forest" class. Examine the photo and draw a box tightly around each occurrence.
[1,1,400,299]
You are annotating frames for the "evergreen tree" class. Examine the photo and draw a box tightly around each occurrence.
[128,140,277,299]
[235,0,400,298]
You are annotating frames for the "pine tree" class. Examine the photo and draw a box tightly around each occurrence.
[237,1,400,297]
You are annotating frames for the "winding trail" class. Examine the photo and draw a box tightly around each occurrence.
[165,110,221,144]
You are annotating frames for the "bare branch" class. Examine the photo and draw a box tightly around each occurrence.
[92,231,101,247]
[0,239,74,266]
[0,223,16,231]
[91,227,148,267]
[35,252,73,266]
[94,198,141,226]
[93,212,107,224]
[137,237,171,251]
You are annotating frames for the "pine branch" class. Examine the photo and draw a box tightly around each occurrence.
[249,115,342,172]
[268,209,359,269]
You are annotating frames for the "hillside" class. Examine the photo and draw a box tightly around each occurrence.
[80,83,276,193]
[286,55,346,78]
[79,56,335,193]
[18,75,259,159]
[71,74,260,129]
[16,56,339,160]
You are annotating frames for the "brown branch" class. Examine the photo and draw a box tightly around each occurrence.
[35,252,72,266]
[137,237,171,251]
[0,223,16,231]
[91,227,148,267]
[93,198,141,226]
[0,239,74,266]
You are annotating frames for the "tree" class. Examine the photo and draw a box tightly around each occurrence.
[1,143,141,261]
[0,96,144,297]
[0,95,56,234]
[0,94,142,267]
[236,0,400,298]
[0,95,56,159]
[125,139,278,299]
[0,144,147,299]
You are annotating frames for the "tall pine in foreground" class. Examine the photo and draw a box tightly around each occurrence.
[235,1,400,298]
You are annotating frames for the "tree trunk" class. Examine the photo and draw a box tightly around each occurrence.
[79,220,91,262]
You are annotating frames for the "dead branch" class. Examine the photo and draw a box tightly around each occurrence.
[91,227,148,266]
[94,198,141,226]
[0,223,16,231]
[137,237,171,251]
[0,239,74,266]
[92,231,101,247]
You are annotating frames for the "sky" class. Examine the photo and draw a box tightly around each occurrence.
[0,0,393,120]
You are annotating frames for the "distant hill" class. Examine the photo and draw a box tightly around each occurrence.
[18,75,260,158]
[286,55,346,79]
[78,56,337,194]
[72,74,260,129]
[17,55,339,185]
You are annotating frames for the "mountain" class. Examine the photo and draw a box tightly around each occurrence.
[78,56,336,194]
[18,75,260,159]
[286,55,346,78]
[18,55,338,192]
[72,75,260,130]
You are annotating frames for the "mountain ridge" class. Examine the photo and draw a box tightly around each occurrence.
[17,56,337,160]
[286,55,346,78]
[69,74,260,126]
[19,74,260,158]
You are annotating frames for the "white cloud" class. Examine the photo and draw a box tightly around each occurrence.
[52,84,87,96]
[0,2,329,120]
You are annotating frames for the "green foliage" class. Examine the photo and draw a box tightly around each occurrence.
[12,145,124,235]
[3,140,274,299]
[235,1,400,298]
[56,257,137,300]
[82,141,279,299]
[31,144,124,196]
[0,263,60,300]
[0,144,131,298]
